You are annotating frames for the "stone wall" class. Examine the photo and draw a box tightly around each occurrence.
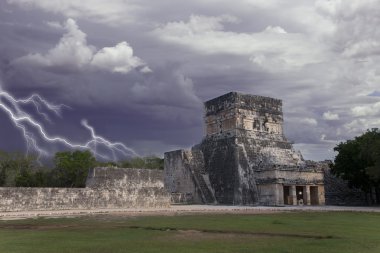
[257,184,283,206]
[0,167,171,212]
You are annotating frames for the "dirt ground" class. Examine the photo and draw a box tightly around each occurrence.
[1,205,379,220]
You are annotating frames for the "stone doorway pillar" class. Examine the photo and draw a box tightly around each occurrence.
[303,186,311,205]
[290,185,297,205]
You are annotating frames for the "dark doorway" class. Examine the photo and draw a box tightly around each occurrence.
[283,186,291,205]
[310,186,319,205]
[296,186,304,205]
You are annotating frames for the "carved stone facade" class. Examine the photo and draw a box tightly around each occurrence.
[164,92,326,206]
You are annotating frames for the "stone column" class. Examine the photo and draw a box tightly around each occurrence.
[291,185,297,205]
[304,186,311,205]
[276,184,283,206]
[318,186,325,205]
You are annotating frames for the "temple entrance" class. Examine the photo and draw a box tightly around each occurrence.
[296,186,304,205]
[283,186,292,205]
[310,186,319,205]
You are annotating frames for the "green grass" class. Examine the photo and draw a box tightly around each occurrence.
[0,212,380,253]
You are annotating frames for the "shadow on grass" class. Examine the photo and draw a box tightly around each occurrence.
[125,225,336,239]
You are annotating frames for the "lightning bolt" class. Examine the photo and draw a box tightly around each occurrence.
[0,85,139,161]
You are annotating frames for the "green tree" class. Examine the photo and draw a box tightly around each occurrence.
[0,167,6,186]
[331,128,380,204]
[0,151,38,187]
[54,150,96,188]
[120,156,164,170]
[144,156,164,170]
[14,169,35,187]
[95,161,118,167]
[32,169,50,187]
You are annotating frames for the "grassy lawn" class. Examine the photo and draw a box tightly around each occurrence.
[0,211,380,253]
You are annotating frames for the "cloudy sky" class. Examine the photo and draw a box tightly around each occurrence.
[0,0,379,161]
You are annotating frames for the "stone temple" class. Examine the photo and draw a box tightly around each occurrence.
[164,92,326,206]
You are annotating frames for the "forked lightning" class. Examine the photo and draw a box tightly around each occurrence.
[0,85,138,161]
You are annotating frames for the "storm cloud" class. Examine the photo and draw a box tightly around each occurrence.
[1,0,380,161]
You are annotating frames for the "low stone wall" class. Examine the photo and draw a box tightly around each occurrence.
[0,167,171,212]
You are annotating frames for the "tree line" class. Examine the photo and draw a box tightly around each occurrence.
[331,128,380,204]
[0,150,163,188]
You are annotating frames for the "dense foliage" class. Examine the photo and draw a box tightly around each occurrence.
[0,150,163,188]
[331,128,380,204]
[120,156,164,170]
[0,151,47,187]
[53,150,97,187]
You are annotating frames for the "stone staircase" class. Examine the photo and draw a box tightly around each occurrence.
[324,168,367,205]
[193,168,216,204]
[184,149,217,204]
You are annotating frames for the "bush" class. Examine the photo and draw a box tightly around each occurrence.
[120,156,164,170]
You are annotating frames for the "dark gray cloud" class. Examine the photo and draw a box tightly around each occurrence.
[1,0,380,161]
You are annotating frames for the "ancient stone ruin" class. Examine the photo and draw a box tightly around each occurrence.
[0,92,368,212]
[164,92,326,206]
[0,167,170,211]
